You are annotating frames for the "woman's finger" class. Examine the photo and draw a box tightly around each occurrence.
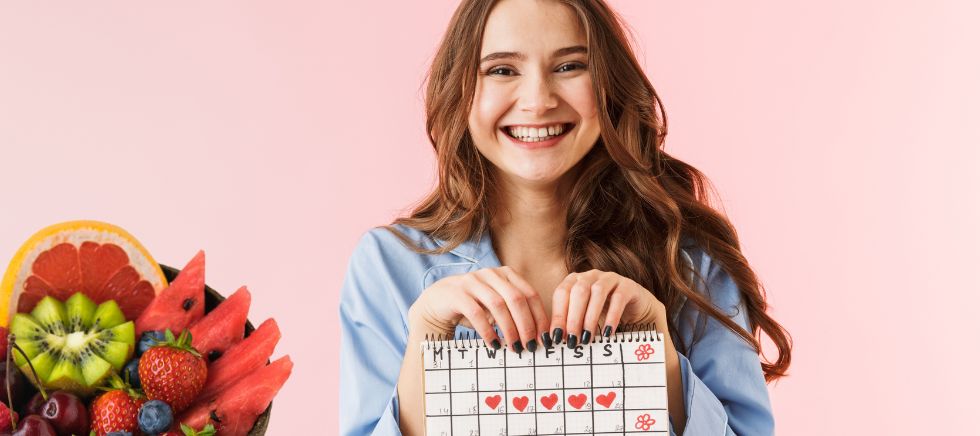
[457,297,502,349]
[564,274,594,349]
[581,273,619,344]
[602,287,632,338]
[465,275,521,351]
[477,269,537,353]
[499,267,550,350]
[549,273,577,344]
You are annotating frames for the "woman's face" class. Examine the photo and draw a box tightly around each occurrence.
[468,0,601,190]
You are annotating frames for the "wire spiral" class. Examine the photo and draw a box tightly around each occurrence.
[421,323,661,350]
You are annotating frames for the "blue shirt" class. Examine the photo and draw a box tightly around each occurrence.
[339,224,774,435]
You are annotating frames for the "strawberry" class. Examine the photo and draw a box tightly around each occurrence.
[90,376,147,436]
[139,329,208,413]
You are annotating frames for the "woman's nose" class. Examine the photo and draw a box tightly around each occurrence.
[517,74,559,115]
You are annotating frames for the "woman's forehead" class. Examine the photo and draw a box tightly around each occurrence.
[480,0,586,57]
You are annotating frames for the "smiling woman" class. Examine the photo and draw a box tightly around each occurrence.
[338,1,792,435]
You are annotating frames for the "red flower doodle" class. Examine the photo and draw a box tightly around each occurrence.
[635,413,657,431]
[634,343,655,361]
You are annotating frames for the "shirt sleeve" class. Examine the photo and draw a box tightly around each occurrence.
[338,231,409,436]
[668,249,775,435]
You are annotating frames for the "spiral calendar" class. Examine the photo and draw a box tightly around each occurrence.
[422,328,669,435]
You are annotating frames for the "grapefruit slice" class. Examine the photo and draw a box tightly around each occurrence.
[0,220,168,327]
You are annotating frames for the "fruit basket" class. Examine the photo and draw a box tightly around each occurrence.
[0,220,290,435]
[160,265,271,436]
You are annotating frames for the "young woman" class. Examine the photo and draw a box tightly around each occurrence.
[339,1,792,435]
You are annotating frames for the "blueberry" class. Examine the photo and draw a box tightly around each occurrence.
[138,399,173,435]
[107,432,133,436]
[137,331,166,356]
[124,358,141,388]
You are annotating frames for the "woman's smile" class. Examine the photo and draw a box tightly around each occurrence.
[498,122,576,150]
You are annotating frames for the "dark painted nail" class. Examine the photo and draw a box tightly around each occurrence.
[541,332,553,349]
[527,339,538,352]
[581,330,592,345]
[513,341,524,353]
[491,339,501,349]
[553,328,564,343]
[567,334,578,349]
[603,325,613,337]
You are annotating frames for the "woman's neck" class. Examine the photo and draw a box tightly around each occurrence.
[489,172,577,274]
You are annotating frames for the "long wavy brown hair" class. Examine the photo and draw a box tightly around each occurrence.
[385,0,791,382]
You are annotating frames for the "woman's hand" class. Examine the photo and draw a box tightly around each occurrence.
[549,269,667,347]
[408,266,550,352]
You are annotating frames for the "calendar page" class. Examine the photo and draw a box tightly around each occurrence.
[422,331,668,436]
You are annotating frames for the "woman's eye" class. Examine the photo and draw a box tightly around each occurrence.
[486,66,516,76]
[557,62,586,73]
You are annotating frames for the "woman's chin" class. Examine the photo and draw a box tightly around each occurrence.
[498,168,566,187]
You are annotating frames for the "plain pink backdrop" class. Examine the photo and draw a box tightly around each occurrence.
[1,1,977,434]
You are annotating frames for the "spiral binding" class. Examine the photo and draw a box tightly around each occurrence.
[422,322,660,350]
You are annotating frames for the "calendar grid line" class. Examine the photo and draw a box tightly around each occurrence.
[561,345,567,433]
[503,345,508,435]
[532,348,538,433]
[589,344,595,434]
[475,346,480,427]
[426,384,664,393]
[425,407,668,417]
[422,360,662,373]
[620,343,626,433]
[447,347,452,436]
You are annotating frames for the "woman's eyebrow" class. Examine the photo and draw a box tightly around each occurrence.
[479,45,587,64]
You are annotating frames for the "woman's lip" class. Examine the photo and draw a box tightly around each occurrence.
[499,124,573,150]
[501,122,576,129]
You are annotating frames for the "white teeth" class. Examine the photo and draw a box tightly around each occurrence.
[506,123,566,141]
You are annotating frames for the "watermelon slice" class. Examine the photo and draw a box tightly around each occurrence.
[135,251,206,337]
[198,318,280,401]
[189,286,251,359]
[178,356,293,436]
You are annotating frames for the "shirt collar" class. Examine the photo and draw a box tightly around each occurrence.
[433,226,498,265]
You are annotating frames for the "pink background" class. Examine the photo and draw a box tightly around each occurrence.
[1,1,977,434]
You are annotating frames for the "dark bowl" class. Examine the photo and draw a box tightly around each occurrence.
[160,264,271,436]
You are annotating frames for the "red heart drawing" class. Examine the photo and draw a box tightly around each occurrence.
[513,396,530,412]
[484,395,501,410]
[596,391,616,408]
[540,393,559,410]
[568,393,588,409]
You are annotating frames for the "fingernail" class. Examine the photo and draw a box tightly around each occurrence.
[567,335,578,349]
[603,325,613,337]
[527,339,537,352]
[491,339,501,350]
[581,330,592,345]
[552,328,564,343]
[541,332,553,349]
[513,341,524,353]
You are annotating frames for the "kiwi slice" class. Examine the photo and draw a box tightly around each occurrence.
[9,292,136,397]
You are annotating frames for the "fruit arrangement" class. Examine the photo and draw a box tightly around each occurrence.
[0,221,291,435]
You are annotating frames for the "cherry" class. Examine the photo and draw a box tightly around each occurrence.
[29,391,88,436]
[3,415,56,436]
[0,366,32,408]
